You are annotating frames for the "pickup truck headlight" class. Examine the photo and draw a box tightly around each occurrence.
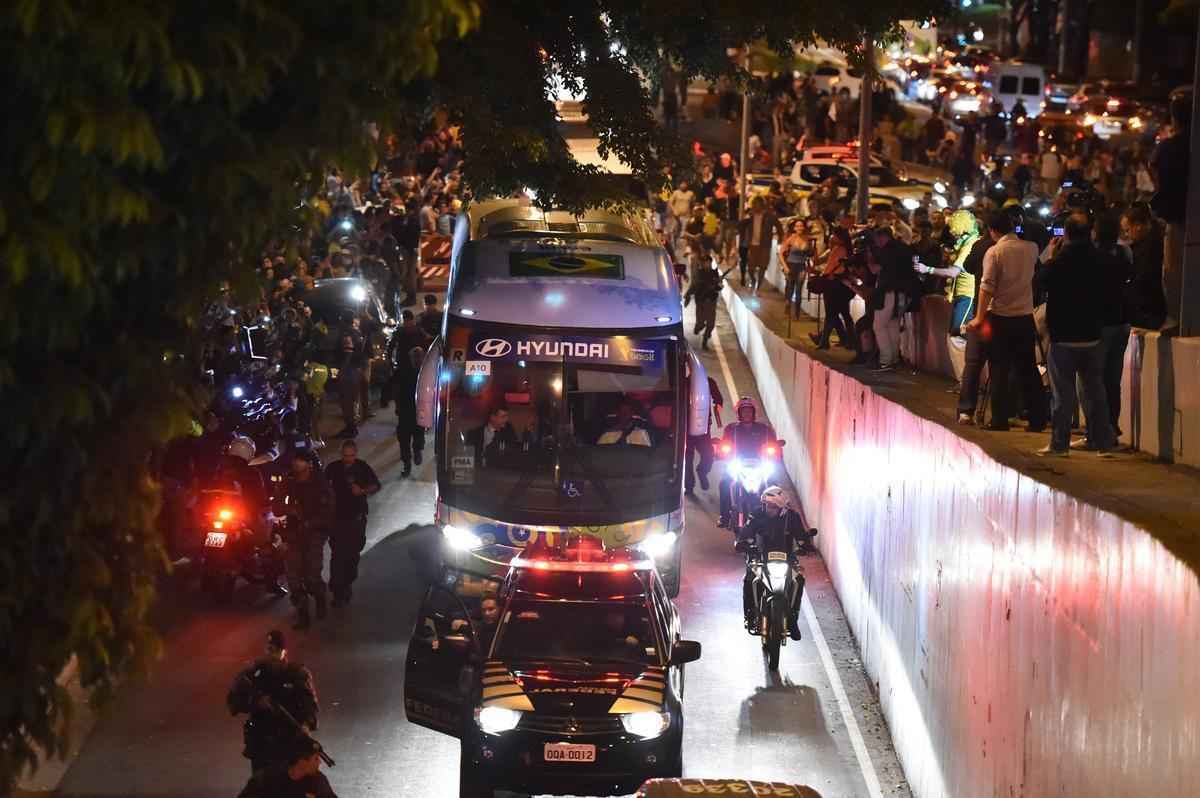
[621,711,670,739]
[475,706,522,735]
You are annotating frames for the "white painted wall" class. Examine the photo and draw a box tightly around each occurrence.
[723,285,1200,798]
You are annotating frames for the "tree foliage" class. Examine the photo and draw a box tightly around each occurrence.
[0,0,948,789]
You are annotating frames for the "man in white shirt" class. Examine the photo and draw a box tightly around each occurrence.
[964,210,1047,432]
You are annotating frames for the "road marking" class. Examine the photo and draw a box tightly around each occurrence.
[709,321,885,798]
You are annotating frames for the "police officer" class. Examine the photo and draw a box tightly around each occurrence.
[393,346,426,477]
[718,397,777,528]
[323,440,381,608]
[684,376,724,496]
[683,260,723,349]
[227,630,319,775]
[278,451,333,629]
[739,487,816,640]
[238,736,338,798]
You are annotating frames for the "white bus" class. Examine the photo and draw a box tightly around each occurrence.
[414,199,711,595]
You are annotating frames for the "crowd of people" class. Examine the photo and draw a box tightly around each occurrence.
[658,81,1189,459]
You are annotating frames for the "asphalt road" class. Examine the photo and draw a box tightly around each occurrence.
[54,299,910,798]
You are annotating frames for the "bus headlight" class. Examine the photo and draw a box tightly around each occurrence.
[475,706,522,735]
[621,711,670,739]
[442,524,483,551]
[639,531,677,559]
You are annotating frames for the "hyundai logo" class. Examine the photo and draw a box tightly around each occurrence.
[475,338,512,358]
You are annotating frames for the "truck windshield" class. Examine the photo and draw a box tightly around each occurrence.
[494,600,661,666]
[439,322,682,524]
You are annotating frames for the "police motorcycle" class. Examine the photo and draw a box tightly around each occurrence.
[198,436,287,603]
[736,488,815,671]
[716,436,785,541]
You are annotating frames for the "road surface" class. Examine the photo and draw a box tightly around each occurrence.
[55,299,910,798]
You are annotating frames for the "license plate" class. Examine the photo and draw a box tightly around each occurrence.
[204,532,227,548]
[767,551,788,562]
[543,743,595,763]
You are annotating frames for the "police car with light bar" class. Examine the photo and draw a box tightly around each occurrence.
[404,538,702,797]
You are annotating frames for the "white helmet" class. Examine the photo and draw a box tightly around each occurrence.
[760,486,789,510]
[226,434,256,463]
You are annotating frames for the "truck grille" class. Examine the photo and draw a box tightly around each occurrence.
[519,714,624,736]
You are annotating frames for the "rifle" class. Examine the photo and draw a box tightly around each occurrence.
[239,673,336,767]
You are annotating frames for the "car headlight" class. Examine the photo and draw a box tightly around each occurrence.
[639,531,677,559]
[442,524,483,551]
[621,711,670,739]
[766,561,790,585]
[901,197,921,211]
[475,706,522,735]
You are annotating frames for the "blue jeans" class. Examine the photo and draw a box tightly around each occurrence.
[1047,342,1115,452]
[949,295,974,336]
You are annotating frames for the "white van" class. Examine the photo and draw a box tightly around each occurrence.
[990,61,1047,118]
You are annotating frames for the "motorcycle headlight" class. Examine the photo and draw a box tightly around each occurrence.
[766,561,790,585]
[728,458,744,477]
[442,524,483,551]
[475,706,522,735]
[621,711,670,739]
[639,531,677,559]
[742,470,765,493]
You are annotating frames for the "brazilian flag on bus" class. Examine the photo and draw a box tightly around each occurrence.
[509,251,624,279]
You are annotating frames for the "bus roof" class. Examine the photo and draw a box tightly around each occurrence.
[445,200,681,331]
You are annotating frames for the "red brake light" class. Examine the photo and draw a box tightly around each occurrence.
[218,508,234,521]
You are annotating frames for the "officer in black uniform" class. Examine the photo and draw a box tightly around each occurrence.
[323,439,381,608]
[238,736,338,798]
[227,630,320,776]
[278,451,334,629]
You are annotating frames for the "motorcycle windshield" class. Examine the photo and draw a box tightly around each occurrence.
[440,321,683,525]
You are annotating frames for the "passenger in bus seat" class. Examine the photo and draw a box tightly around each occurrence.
[595,400,652,447]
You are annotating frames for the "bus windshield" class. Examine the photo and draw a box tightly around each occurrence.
[439,323,682,524]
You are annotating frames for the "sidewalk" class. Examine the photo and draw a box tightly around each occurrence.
[727,279,1200,570]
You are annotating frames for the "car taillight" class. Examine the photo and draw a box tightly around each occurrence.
[218,508,234,521]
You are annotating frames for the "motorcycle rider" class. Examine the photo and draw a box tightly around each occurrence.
[278,450,333,629]
[739,486,816,640]
[227,630,320,776]
[718,397,777,528]
[214,435,270,545]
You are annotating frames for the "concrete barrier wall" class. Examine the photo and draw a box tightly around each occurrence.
[1122,330,1200,468]
[723,285,1200,798]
